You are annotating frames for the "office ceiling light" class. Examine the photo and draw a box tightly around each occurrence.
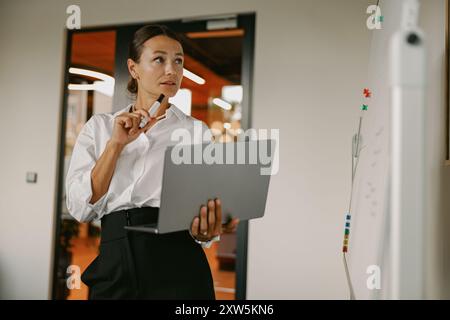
[69,67,114,82]
[68,67,115,97]
[212,98,232,110]
[222,85,243,103]
[183,68,206,85]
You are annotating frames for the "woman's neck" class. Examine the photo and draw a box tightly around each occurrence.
[134,92,170,117]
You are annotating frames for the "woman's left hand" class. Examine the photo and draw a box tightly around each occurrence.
[190,198,239,242]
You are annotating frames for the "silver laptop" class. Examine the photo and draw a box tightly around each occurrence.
[124,139,276,234]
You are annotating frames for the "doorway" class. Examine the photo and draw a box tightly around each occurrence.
[52,13,255,300]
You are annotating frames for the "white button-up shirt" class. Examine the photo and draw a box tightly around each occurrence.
[65,103,211,223]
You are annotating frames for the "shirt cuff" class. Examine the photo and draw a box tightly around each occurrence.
[87,191,108,214]
[201,235,221,248]
[188,230,221,248]
[81,169,108,218]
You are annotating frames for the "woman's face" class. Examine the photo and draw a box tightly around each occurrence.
[128,35,184,98]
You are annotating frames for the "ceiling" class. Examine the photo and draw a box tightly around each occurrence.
[71,31,116,75]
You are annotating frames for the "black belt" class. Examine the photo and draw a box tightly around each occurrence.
[100,207,159,243]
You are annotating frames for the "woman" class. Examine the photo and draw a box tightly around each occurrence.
[65,24,238,299]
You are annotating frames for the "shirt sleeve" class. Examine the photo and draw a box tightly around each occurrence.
[65,116,107,222]
[201,235,220,248]
[188,228,220,248]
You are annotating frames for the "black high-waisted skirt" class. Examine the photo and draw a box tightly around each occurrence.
[80,206,215,299]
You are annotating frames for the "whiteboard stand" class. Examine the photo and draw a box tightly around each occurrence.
[389,0,426,300]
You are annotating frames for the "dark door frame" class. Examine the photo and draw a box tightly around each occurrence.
[52,12,256,300]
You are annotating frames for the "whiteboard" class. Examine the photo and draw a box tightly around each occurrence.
[347,0,403,300]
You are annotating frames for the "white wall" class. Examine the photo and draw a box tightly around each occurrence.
[0,0,447,299]
[0,0,66,299]
[246,0,371,299]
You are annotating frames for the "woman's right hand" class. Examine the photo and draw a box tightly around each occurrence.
[111,109,156,146]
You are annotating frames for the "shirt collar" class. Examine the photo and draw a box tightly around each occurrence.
[110,102,186,122]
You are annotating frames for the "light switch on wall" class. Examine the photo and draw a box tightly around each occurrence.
[26,172,37,183]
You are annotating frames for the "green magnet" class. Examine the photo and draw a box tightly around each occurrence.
[360,104,368,111]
